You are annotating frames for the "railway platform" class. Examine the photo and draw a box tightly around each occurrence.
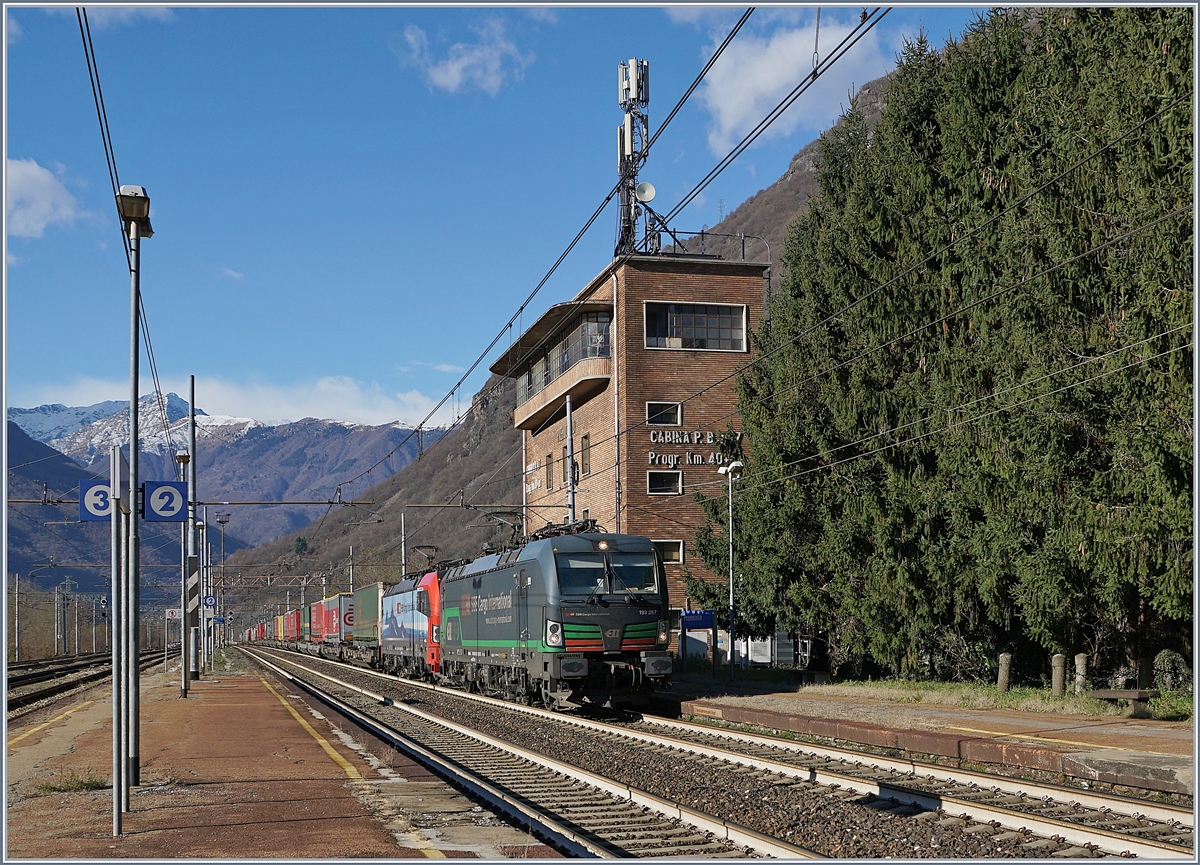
[659,675,1194,799]
[5,660,559,859]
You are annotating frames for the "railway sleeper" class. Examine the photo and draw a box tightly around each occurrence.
[621,834,720,849]
[586,823,695,838]
[633,844,750,858]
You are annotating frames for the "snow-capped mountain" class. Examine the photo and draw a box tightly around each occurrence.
[43,393,206,466]
[7,399,131,443]
[9,393,440,558]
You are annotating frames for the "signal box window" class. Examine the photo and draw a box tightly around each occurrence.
[647,470,682,495]
[580,434,591,476]
[545,454,553,490]
[653,540,684,565]
[645,302,745,351]
[646,402,681,426]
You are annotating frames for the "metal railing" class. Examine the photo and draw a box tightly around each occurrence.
[516,316,611,407]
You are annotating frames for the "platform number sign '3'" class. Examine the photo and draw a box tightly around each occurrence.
[144,481,188,521]
[80,479,113,521]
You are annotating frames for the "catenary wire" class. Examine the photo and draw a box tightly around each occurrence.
[491,95,1194,493]
[665,7,890,222]
[694,321,1192,494]
[335,10,758,494]
[478,197,1193,499]
[733,342,1190,498]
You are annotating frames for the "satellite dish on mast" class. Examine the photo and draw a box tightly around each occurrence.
[635,181,656,203]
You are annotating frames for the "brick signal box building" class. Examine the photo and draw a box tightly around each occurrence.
[490,254,769,613]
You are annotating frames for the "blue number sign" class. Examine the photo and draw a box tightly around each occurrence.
[681,610,714,631]
[80,479,112,521]
[144,481,188,521]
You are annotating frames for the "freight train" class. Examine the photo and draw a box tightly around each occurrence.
[246,525,673,709]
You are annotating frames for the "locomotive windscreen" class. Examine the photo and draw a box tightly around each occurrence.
[554,552,659,595]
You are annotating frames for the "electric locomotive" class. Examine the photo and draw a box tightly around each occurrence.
[379,570,442,678]
[438,529,672,709]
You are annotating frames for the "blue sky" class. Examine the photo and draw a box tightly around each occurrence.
[5,4,983,426]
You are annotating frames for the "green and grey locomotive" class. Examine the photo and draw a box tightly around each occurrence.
[438,529,673,709]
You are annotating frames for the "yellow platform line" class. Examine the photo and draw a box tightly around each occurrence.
[7,701,95,747]
[258,677,445,858]
[259,676,362,780]
[944,724,1183,757]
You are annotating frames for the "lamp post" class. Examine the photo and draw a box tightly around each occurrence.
[216,513,230,655]
[116,184,152,790]
[717,460,743,681]
[176,450,190,697]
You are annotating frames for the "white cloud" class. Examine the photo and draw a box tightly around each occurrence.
[7,252,25,266]
[409,360,466,374]
[6,158,80,238]
[666,7,740,27]
[7,13,23,44]
[393,19,533,96]
[47,7,173,29]
[221,267,245,279]
[697,14,891,155]
[11,375,463,427]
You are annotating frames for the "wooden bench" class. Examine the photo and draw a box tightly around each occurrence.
[1086,689,1159,718]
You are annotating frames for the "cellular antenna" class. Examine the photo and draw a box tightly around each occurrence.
[615,58,650,257]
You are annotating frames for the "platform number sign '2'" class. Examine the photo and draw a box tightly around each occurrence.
[79,479,113,521]
[144,481,188,521]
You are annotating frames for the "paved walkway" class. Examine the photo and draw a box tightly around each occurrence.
[663,676,1194,797]
[6,665,558,859]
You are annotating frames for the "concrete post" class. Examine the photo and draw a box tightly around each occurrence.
[997,653,1012,693]
[1074,653,1088,695]
[1051,653,1066,696]
[189,627,200,678]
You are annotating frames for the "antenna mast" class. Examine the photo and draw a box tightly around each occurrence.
[615,58,649,257]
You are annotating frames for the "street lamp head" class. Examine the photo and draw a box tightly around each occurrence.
[115,185,154,237]
[176,450,190,466]
[718,460,744,478]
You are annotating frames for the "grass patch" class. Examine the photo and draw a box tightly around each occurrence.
[796,679,1127,715]
[1150,691,1194,721]
[211,648,251,674]
[35,768,108,793]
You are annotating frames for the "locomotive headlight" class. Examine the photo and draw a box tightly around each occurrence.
[656,618,670,647]
[546,620,564,647]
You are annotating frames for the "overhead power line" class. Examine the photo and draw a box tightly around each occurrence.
[666,7,890,222]
[331,10,758,500]
[734,342,1191,498]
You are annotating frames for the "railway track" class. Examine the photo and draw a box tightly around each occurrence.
[246,646,1193,858]
[8,653,114,689]
[244,647,809,859]
[6,653,165,714]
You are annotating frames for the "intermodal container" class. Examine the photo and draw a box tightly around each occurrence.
[310,600,326,643]
[284,609,301,641]
[352,583,384,643]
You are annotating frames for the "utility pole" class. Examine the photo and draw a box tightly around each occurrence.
[566,395,577,523]
[14,575,20,662]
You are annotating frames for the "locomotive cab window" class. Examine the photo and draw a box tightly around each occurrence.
[555,551,659,596]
